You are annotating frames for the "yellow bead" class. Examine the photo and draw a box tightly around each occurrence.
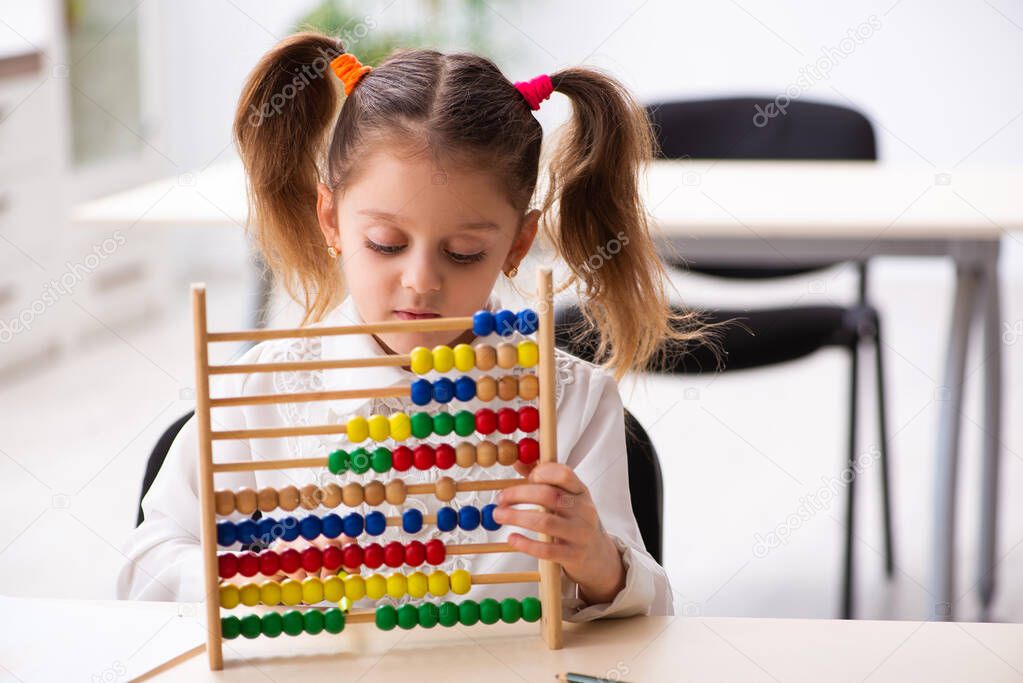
[410,346,433,374]
[517,340,539,368]
[433,345,454,373]
[344,574,366,601]
[365,574,387,600]
[323,575,345,603]
[450,569,472,595]
[386,572,408,599]
[453,343,476,372]
[407,571,429,598]
[368,414,390,442]
[302,577,324,604]
[260,580,282,606]
[389,412,411,441]
[347,416,369,443]
[280,579,303,606]
[239,582,261,607]
[220,583,240,609]
[428,570,450,597]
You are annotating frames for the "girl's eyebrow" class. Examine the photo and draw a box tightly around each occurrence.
[357,209,499,231]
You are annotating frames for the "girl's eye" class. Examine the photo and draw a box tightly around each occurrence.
[366,239,486,265]
[446,250,487,265]
[365,240,405,255]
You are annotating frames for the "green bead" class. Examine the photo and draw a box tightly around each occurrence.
[397,604,418,630]
[327,449,349,474]
[371,447,392,473]
[432,412,454,437]
[304,609,325,635]
[500,598,522,624]
[323,607,346,634]
[376,605,397,631]
[438,601,459,627]
[240,613,262,639]
[418,602,439,628]
[281,609,305,636]
[221,616,241,640]
[479,598,500,625]
[349,448,371,474]
[261,611,283,637]
[521,597,541,623]
[411,412,433,438]
[458,599,480,626]
[454,411,476,437]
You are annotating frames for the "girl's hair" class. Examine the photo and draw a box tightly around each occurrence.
[234,32,709,381]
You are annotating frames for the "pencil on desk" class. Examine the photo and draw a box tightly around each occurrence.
[556,673,633,683]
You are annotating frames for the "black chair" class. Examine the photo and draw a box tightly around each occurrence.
[136,409,665,565]
[557,97,893,619]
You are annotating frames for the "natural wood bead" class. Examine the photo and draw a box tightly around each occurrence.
[498,375,518,401]
[476,440,497,467]
[214,490,235,516]
[300,484,322,509]
[475,344,496,371]
[519,374,539,400]
[455,442,476,468]
[278,486,300,512]
[498,439,518,466]
[435,476,457,502]
[257,487,278,512]
[496,342,517,369]
[364,480,385,506]
[321,483,342,508]
[342,482,364,507]
[233,488,257,515]
[476,376,497,401]
[385,479,407,505]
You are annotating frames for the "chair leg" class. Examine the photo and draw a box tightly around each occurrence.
[843,341,859,620]
[874,320,895,578]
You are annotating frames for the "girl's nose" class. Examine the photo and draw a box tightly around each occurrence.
[400,249,442,294]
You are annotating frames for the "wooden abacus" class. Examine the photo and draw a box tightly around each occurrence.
[193,268,563,670]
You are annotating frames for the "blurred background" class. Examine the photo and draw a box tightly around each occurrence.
[0,0,1020,625]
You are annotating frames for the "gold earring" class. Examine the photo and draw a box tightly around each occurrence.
[505,265,518,278]
[327,245,339,259]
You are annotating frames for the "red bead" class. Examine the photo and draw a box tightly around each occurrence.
[497,407,518,434]
[475,408,497,435]
[258,551,279,577]
[237,551,259,577]
[413,445,435,471]
[425,539,446,565]
[404,540,426,567]
[322,545,343,571]
[518,437,539,464]
[218,553,238,579]
[384,541,405,568]
[301,547,322,573]
[279,548,301,573]
[518,406,539,432]
[392,446,414,472]
[435,444,455,470]
[363,542,384,569]
[342,543,364,570]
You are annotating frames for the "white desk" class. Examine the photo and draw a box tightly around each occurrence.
[72,159,1023,620]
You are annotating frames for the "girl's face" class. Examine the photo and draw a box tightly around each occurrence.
[317,146,538,355]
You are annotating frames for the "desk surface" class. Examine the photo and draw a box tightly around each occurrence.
[3,597,1022,682]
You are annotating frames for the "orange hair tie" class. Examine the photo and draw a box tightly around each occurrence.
[330,53,372,96]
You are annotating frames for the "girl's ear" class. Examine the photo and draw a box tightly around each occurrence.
[506,209,540,269]
[316,182,340,247]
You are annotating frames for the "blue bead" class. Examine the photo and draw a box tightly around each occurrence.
[365,511,386,536]
[280,516,300,542]
[342,512,364,538]
[516,309,538,335]
[458,506,481,531]
[410,379,432,406]
[454,376,476,402]
[436,506,457,532]
[494,310,516,336]
[216,521,237,547]
[300,515,322,541]
[432,378,454,403]
[402,508,424,533]
[236,520,258,544]
[481,503,501,531]
[472,310,495,336]
[321,513,343,539]
[258,517,277,544]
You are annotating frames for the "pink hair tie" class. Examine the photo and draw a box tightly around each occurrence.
[514,74,553,111]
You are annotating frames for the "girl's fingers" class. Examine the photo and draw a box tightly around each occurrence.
[506,532,567,562]
[526,463,588,496]
[497,484,576,515]
[492,506,575,541]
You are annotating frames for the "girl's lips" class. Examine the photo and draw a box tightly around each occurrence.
[394,310,440,320]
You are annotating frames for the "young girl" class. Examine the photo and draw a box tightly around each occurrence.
[117,32,699,621]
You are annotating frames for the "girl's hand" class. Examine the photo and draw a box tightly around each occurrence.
[493,460,626,605]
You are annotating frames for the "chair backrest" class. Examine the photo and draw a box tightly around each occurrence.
[137,410,194,526]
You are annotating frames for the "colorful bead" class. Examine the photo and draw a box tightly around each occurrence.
[500,597,522,623]
[218,553,238,579]
[323,575,344,602]
[261,581,281,606]
[368,414,389,441]
[458,600,480,625]
[412,444,434,471]
[475,408,497,435]
[433,411,454,436]
[519,437,540,464]
[482,503,500,531]
[494,310,516,336]
[453,343,476,371]
[220,583,240,609]
[366,574,387,600]
[370,447,392,473]
[473,310,495,336]
[459,506,481,531]
[435,444,456,470]
[497,407,518,434]
[222,615,241,639]
[281,610,304,636]
[302,576,324,604]
[428,570,450,596]
[236,521,257,545]
[517,309,539,334]
[280,579,303,606]
[410,346,433,374]
[450,568,471,595]
[391,445,413,471]
[301,547,322,573]
[279,549,301,573]
[407,571,429,598]
[433,345,455,373]
[403,508,424,533]
[376,604,397,630]
[418,602,439,628]
[349,448,371,474]
[366,510,387,535]
[323,607,346,634]
[433,377,454,403]
[521,596,541,622]
[240,613,262,638]
[346,416,368,443]
[342,513,364,538]
[342,544,363,569]
[410,412,433,438]
[239,551,261,577]
[517,339,539,368]
[299,516,321,541]
[479,598,501,625]
[436,506,457,532]
[344,574,366,601]
[410,379,432,405]
[389,412,411,441]
[454,410,476,436]
[438,601,459,627]
[327,449,348,474]
[454,376,476,401]
[397,603,419,630]
[405,540,426,566]
[386,572,407,599]
[364,542,384,569]
[321,513,343,539]
[519,406,539,432]
[426,538,447,565]
[305,609,326,635]
[384,541,405,568]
